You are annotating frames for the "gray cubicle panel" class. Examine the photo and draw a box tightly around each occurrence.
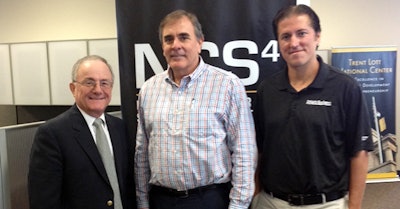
[0,121,43,209]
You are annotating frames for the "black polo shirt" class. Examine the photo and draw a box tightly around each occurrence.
[254,56,373,195]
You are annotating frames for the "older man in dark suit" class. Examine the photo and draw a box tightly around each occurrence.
[28,55,135,209]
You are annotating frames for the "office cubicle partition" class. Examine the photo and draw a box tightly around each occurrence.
[0,122,43,209]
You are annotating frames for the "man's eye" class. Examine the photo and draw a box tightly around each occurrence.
[100,81,112,88]
[298,32,306,37]
[164,37,173,43]
[84,80,96,86]
[179,36,189,41]
[281,35,289,41]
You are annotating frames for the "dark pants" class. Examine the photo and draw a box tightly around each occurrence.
[149,183,231,209]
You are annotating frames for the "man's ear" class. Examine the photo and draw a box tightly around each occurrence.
[197,38,204,54]
[69,83,76,94]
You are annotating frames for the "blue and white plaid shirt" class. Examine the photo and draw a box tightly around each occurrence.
[135,58,257,209]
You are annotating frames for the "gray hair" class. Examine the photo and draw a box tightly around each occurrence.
[71,55,114,82]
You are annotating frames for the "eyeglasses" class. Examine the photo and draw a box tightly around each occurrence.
[74,79,113,89]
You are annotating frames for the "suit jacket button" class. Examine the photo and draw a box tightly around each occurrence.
[107,200,113,206]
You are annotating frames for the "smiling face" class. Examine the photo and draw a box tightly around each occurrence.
[277,14,320,69]
[161,16,203,75]
[69,59,113,118]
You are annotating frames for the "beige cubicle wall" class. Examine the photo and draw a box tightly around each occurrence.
[0,39,121,106]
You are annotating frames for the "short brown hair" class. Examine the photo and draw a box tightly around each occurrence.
[158,9,204,43]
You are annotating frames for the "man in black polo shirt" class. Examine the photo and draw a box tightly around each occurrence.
[252,4,373,209]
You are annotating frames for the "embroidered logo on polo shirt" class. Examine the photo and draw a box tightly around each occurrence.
[305,100,332,106]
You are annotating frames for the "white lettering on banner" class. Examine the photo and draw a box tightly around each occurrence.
[202,42,219,57]
[134,40,280,87]
[223,40,259,86]
[134,44,164,87]
[261,40,280,62]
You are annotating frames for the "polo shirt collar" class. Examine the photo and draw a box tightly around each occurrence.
[309,55,329,89]
[275,55,328,91]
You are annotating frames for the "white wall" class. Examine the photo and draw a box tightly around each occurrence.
[0,0,398,138]
[0,0,117,43]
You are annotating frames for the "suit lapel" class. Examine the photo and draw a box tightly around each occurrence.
[69,106,110,184]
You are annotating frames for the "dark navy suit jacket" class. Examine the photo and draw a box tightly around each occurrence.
[28,105,135,209]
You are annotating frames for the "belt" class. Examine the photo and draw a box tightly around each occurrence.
[150,182,230,198]
[266,190,346,206]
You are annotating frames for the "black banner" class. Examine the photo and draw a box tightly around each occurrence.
[116,0,296,141]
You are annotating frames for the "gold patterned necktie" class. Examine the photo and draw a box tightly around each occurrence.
[93,118,123,209]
